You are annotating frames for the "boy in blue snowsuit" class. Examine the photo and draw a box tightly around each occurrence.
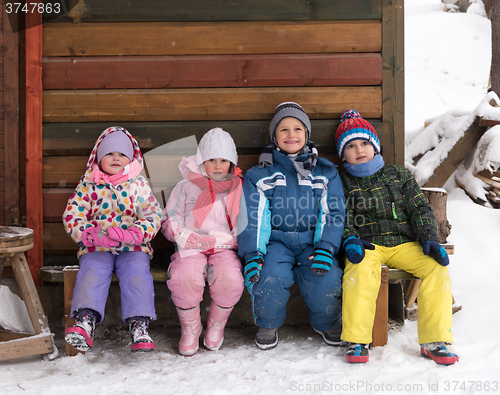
[238,102,345,349]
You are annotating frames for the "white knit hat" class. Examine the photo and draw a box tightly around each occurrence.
[195,128,238,166]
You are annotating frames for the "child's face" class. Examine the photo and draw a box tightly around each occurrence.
[274,117,306,154]
[203,158,231,181]
[100,151,131,175]
[343,139,376,165]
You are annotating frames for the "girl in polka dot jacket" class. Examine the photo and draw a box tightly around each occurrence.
[62,126,162,353]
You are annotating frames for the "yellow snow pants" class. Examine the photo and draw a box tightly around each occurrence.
[341,242,454,345]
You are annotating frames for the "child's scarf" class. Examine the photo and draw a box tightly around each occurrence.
[343,154,385,177]
[188,167,243,229]
[258,140,318,178]
[90,159,142,186]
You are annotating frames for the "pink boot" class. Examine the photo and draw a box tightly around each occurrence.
[204,302,233,351]
[176,306,203,356]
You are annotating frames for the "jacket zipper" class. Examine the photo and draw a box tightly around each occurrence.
[387,187,398,220]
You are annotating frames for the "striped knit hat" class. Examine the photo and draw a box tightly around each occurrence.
[335,109,380,160]
[269,102,311,141]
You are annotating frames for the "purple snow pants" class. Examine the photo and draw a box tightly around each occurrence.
[71,251,156,323]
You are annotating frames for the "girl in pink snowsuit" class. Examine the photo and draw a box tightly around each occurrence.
[161,128,244,356]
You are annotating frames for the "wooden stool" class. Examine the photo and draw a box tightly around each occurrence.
[0,226,55,361]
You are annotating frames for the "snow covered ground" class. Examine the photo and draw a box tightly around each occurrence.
[1,1,500,394]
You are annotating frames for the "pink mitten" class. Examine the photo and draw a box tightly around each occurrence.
[107,226,144,246]
[81,224,120,248]
[185,232,215,250]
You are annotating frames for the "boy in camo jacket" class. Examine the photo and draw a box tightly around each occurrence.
[336,110,458,365]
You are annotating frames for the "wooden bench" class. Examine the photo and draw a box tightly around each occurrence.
[40,264,393,355]
[40,187,457,354]
[40,259,446,355]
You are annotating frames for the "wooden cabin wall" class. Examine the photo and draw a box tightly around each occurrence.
[0,4,4,226]
[1,2,21,228]
[40,0,403,267]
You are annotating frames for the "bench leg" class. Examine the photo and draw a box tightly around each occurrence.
[371,265,389,347]
[404,279,421,308]
[63,267,83,357]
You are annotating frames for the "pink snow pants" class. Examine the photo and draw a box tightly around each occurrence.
[167,249,244,309]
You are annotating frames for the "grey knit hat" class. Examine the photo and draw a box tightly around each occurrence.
[269,102,311,141]
[195,127,238,166]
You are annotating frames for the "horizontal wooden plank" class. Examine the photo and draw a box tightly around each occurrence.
[0,333,53,361]
[43,120,384,156]
[43,222,77,252]
[42,54,382,90]
[42,87,382,123]
[42,156,88,188]
[43,188,72,222]
[42,21,381,57]
[42,154,260,188]
[40,265,169,283]
[44,0,382,23]
[43,152,341,189]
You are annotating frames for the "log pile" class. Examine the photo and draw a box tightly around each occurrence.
[407,93,500,209]
[474,171,500,208]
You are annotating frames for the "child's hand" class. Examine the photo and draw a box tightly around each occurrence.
[209,231,236,249]
[185,232,216,251]
[343,236,375,264]
[244,257,264,283]
[421,240,449,266]
[81,224,120,248]
[309,248,334,274]
[107,226,144,246]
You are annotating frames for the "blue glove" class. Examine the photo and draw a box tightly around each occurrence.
[422,240,449,266]
[343,236,375,264]
[244,256,264,283]
[310,248,334,275]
